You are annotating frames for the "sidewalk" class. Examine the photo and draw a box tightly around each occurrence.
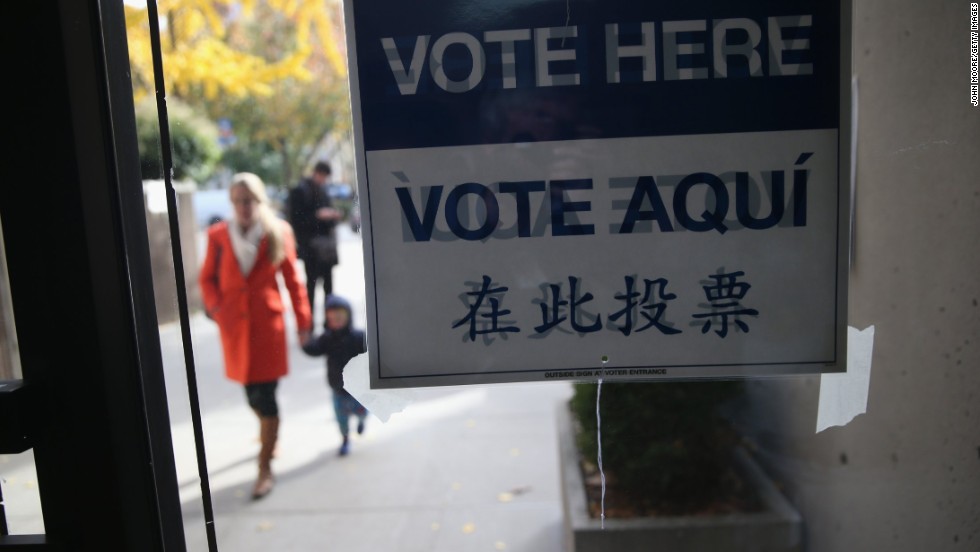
[176,375,573,552]
[164,226,576,551]
[0,225,577,550]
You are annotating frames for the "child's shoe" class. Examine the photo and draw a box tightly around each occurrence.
[357,418,366,435]
[339,436,350,456]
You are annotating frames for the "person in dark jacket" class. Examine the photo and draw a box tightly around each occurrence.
[301,294,368,456]
[287,161,343,321]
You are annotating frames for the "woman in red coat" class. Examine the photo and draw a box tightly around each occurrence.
[199,172,312,499]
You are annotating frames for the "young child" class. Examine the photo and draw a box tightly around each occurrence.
[302,294,368,456]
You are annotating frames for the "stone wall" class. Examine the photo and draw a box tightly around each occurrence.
[143,180,202,324]
[0,182,202,381]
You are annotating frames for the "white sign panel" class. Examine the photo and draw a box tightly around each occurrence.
[345,0,850,388]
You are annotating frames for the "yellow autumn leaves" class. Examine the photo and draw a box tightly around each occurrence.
[125,0,346,101]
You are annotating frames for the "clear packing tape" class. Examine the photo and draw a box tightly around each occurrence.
[344,353,416,422]
[814,77,868,434]
[816,325,875,433]
[347,326,875,432]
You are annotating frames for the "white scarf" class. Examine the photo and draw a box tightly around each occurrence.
[228,219,265,276]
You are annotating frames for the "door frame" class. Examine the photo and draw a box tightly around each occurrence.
[1,1,186,549]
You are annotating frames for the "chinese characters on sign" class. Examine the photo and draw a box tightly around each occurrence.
[454,271,758,343]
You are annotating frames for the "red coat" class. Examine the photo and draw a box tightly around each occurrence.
[198,221,312,385]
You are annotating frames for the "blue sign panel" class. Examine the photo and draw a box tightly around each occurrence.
[353,1,840,149]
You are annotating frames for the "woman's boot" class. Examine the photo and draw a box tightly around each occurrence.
[252,415,279,499]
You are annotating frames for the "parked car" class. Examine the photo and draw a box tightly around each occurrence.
[266,187,288,219]
[349,198,361,233]
[192,189,232,228]
[327,182,354,200]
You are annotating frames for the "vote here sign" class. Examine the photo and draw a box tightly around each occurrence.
[344,0,851,388]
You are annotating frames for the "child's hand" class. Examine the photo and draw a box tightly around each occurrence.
[298,330,312,347]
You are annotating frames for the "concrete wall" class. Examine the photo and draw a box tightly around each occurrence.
[143,181,202,324]
[0,183,201,380]
[736,1,980,551]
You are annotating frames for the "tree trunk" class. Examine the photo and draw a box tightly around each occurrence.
[279,138,292,187]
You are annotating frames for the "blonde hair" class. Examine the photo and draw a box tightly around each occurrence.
[230,172,286,265]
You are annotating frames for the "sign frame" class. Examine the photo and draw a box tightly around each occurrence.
[344,0,853,389]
